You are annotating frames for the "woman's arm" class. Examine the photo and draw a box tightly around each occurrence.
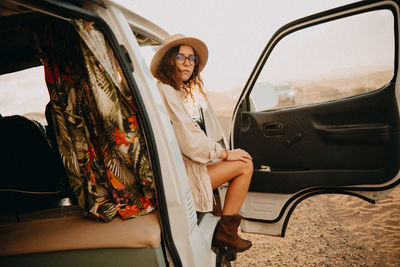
[157,83,221,164]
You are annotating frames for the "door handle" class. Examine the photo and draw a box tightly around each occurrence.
[263,122,284,135]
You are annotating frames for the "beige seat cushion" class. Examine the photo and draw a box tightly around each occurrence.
[0,211,161,256]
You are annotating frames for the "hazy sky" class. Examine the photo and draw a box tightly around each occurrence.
[129,0,358,91]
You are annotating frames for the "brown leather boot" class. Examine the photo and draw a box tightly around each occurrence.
[212,214,252,252]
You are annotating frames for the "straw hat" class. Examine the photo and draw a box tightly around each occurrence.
[150,33,208,78]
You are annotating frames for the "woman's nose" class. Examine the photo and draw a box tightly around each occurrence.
[183,58,190,66]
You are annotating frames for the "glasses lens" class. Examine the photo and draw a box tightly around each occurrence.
[176,54,198,65]
[188,56,198,65]
[176,54,185,64]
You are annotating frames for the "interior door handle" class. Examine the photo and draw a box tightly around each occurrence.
[263,122,284,135]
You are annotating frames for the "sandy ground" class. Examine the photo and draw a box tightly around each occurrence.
[233,186,400,267]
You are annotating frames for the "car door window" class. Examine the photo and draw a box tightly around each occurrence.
[250,9,394,111]
[133,31,161,70]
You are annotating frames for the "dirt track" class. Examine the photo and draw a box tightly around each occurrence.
[233,187,400,266]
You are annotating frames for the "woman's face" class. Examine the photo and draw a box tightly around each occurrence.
[175,45,196,82]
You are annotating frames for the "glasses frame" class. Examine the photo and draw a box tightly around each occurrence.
[175,54,198,66]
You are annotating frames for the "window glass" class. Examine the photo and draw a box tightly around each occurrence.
[133,30,161,70]
[139,45,159,68]
[0,66,49,124]
[251,9,394,111]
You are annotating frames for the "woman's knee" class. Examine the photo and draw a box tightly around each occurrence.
[246,160,254,177]
[240,159,253,177]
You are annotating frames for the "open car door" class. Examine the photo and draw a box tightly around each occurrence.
[232,0,400,236]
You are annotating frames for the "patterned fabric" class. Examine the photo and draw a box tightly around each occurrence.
[34,19,156,222]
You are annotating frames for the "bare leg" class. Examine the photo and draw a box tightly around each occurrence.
[207,159,253,215]
[209,158,253,252]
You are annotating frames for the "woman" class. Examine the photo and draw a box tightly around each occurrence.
[150,34,253,252]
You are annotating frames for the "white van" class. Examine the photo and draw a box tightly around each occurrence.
[1,0,399,266]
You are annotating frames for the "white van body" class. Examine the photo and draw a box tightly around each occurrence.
[1,0,400,266]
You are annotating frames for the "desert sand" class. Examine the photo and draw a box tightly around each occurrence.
[233,186,400,266]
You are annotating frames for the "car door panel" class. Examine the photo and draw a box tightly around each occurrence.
[229,0,400,236]
[239,83,399,194]
[240,86,400,192]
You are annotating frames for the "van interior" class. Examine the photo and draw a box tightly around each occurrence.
[0,2,167,266]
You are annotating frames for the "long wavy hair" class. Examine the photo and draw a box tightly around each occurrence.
[155,45,206,99]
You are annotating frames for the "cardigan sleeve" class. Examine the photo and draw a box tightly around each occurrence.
[157,83,222,164]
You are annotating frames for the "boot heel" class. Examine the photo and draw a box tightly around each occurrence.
[212,214,252,252]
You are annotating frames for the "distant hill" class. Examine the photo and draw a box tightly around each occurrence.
[207,86,243,118]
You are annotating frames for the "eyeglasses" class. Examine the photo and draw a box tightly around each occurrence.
[175,54,198,66]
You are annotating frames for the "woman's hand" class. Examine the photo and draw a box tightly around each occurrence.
[225,149,252,163]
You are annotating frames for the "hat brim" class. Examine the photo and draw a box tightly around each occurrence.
[150,36,208,78]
